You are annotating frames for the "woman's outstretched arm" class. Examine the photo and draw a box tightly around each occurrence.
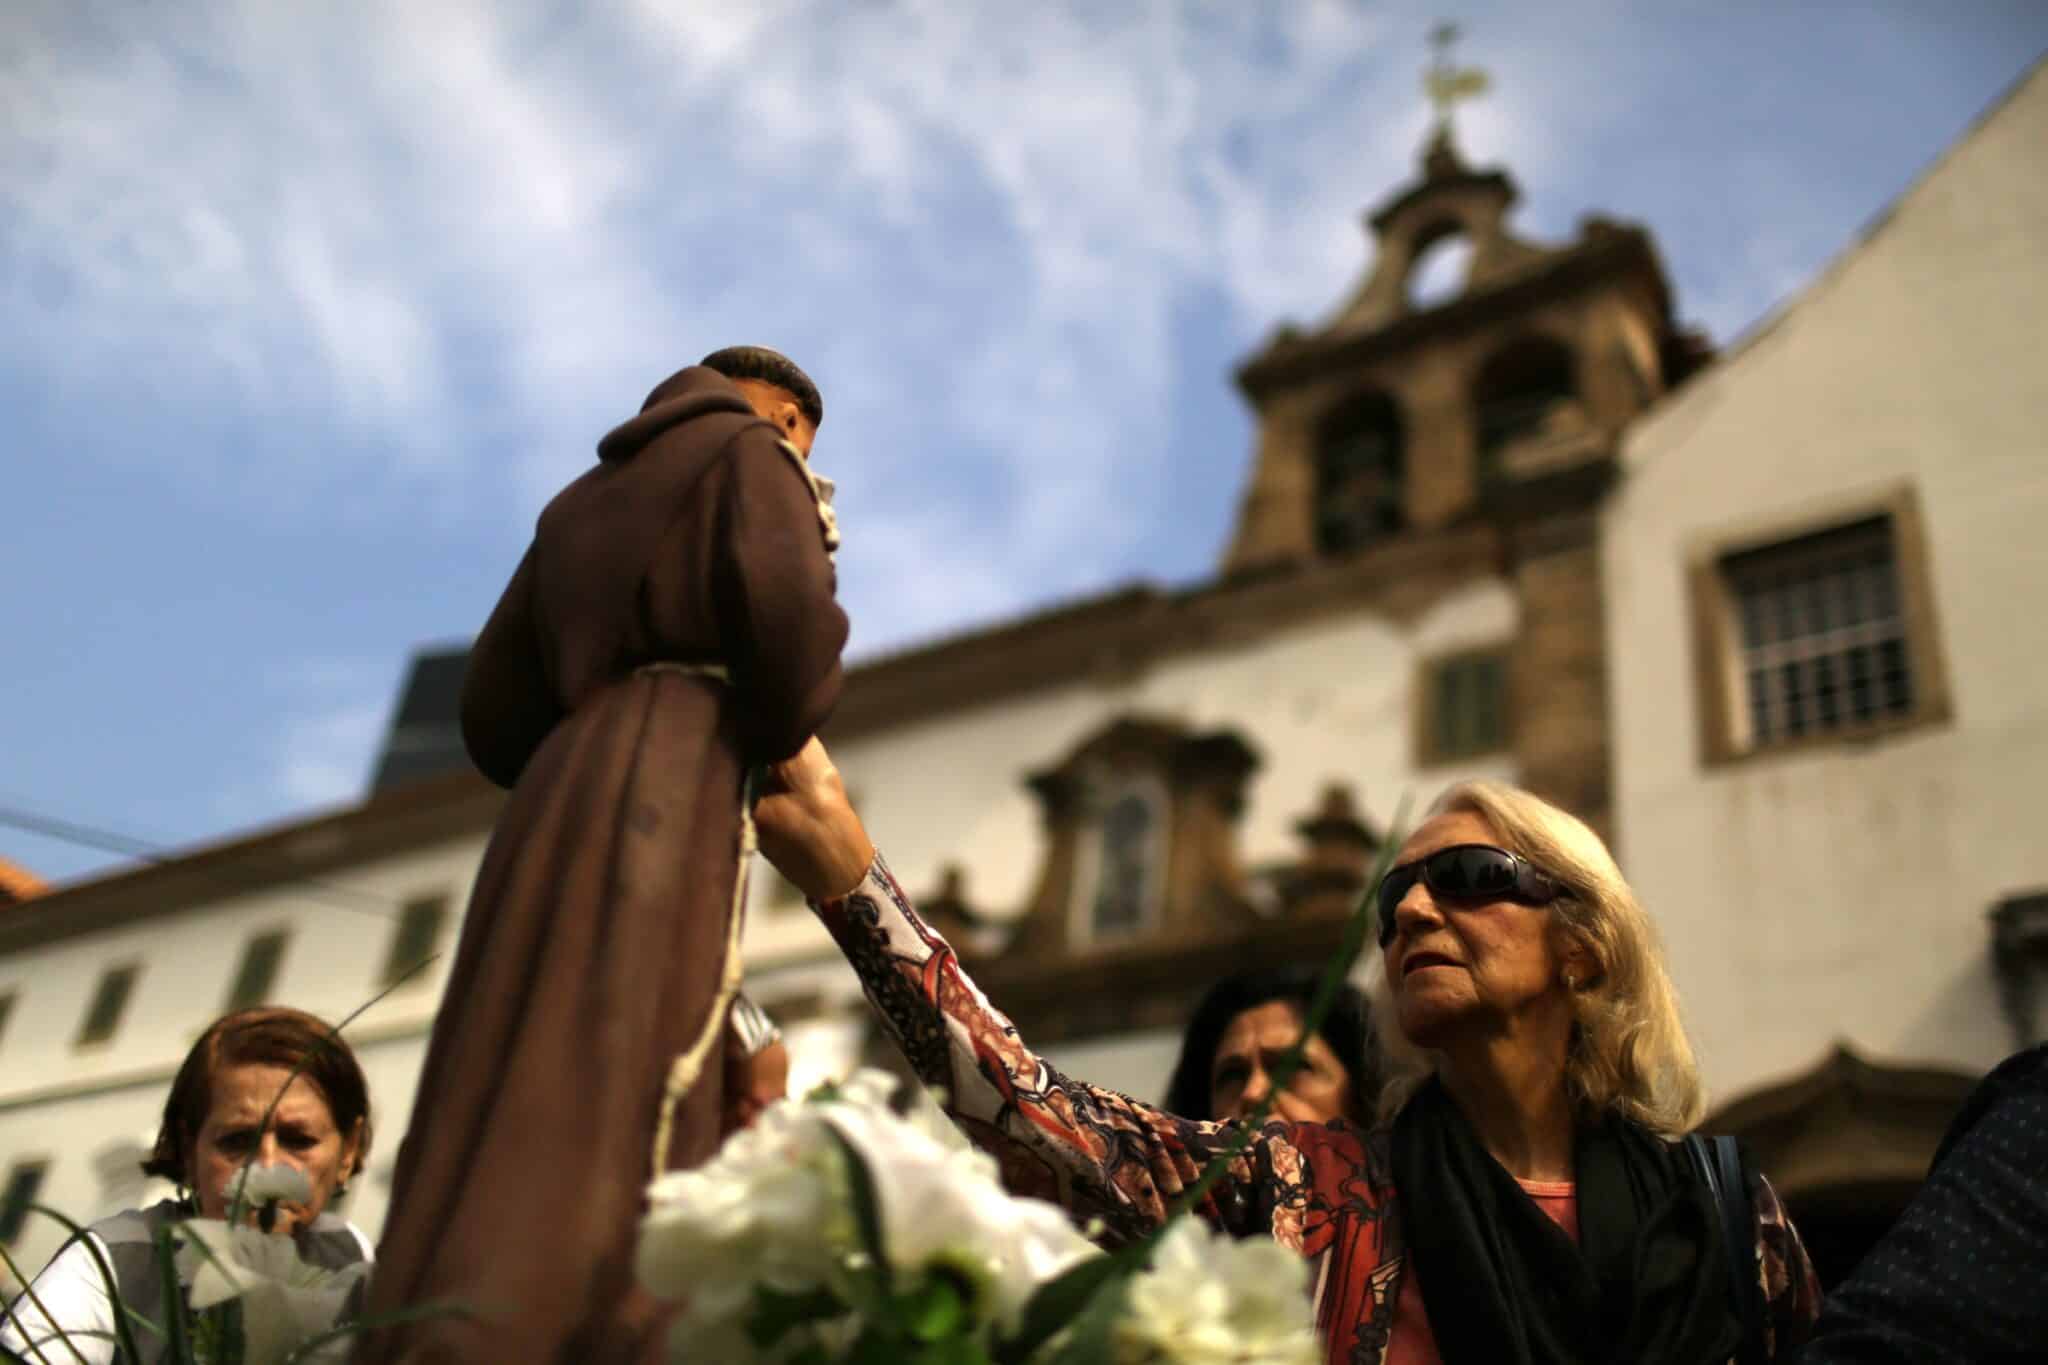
[753,740,1304,1248]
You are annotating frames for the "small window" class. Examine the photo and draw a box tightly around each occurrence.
[1072,775,1168,944]
[382,895,450,988]
[225,930,290,1012]
[76,964,139,1047]
[1421,649,1511,763]
[1725,520,1912,746]
[1,1158,50,1244]
[1692,493,1951,763]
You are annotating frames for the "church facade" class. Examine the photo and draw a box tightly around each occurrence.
[5,62,2045,1291]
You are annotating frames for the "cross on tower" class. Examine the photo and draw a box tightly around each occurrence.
[1424,21,1490,132]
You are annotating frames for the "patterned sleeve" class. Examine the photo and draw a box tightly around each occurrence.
[1753,1170,1822,1358]
[812,852,1307,1247]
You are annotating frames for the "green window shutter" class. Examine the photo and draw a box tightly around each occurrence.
[1428,651,1511,761]
[77,964,139,1046]
[225,930,290,1012]
[383,896,450,987]
[0,1160,49,1243]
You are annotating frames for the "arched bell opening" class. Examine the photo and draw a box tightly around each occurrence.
[1472,335,1580,484]
[1313,390,1406,556]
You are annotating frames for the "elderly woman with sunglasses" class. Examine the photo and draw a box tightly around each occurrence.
[755,738,1820,1365]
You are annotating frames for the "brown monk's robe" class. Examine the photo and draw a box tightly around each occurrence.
[354,366,847,1365]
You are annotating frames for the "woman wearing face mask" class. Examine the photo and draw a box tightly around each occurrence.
[1,1006,374,1364]
[754,738,1821,1364]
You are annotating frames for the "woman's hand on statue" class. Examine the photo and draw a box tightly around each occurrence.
[755,736,875,903]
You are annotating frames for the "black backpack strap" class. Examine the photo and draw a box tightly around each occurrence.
[1685,1133,1767,1365]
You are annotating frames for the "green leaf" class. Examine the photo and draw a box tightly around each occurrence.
[994,1246,1145,1365]
[1026,1261,1137,1365]
[743,1284,846,1349]
[1164,793,1411,1224]
[12,1203,148,1365]
[913,1336,995,1365]
[151,1223,200,1365]
[279,1300,477,1364]
[898,1270,970,1343]
[842,1329,912,1365]
[821,1121,893,1299]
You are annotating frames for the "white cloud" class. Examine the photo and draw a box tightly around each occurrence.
[1,0,1940,660]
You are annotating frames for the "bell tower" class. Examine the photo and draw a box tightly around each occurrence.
[1221,29,1708,578]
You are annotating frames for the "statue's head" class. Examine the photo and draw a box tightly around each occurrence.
[702,346,824,458]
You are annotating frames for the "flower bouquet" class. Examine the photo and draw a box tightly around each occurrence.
[636,1071,1321,1365]
[1,1164,374,1365]
[636,801,1409,1365]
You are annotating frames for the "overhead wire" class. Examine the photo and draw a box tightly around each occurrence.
[0,801,438,925]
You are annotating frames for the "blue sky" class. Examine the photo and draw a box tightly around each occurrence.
[4,2,2045,885]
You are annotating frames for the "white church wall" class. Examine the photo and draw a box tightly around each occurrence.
[742,583,1521,971]
[1603,66,2048,1106]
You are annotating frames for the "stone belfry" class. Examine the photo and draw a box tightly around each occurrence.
[1223,25,1708,577]
[1219,28,1710,831]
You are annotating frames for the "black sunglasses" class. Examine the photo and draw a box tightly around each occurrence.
[1374,844,1563,948]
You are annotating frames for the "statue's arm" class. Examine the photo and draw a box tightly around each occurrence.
[713,430,850,763]
[460,546,565,789]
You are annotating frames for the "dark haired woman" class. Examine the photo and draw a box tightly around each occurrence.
[0,1006,373,1363]
[1164,967,1381,1127]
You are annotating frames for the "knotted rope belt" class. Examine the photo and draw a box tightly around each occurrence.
[632,661,753,1178]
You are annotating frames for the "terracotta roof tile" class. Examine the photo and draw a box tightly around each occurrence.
[0,856,47,905]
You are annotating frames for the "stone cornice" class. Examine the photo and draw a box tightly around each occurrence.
[1237,227,1669,402]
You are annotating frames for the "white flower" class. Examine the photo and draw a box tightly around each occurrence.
[176,1218,368,1365]
[638,1067,1097,1360]
[1115,1218,1320,1365]
[232,1162,315,1209]
[637,1099,853,1326]
[818,1073,1094,1327]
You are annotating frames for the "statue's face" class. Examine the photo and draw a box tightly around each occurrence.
[729,379,818,458]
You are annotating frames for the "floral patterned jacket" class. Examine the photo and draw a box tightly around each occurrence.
[814,853,1822,1365]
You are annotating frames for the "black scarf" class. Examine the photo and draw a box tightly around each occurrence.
[1389,1078,1739,1365]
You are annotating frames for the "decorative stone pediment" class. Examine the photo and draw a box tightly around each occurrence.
[1704,1043,1982,1288]
[1006,716,1261,961]
[1705,1042,1978,1199]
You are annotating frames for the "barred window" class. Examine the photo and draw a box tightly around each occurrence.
[1724,518,1911,747]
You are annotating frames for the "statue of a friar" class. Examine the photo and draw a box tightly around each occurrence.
[356,348,847,1364]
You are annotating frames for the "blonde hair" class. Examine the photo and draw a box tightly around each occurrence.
[1371,781,1705,1137]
